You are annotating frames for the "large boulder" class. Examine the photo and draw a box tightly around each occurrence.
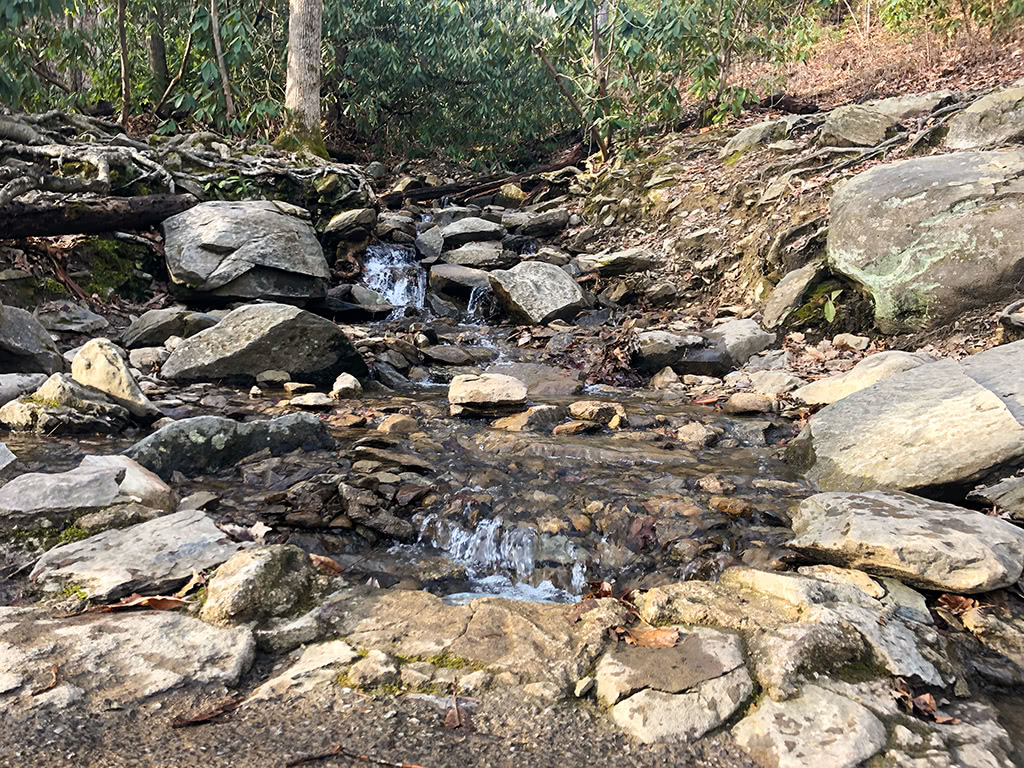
[0,373,130,434]
[819,105,898,147]
[71,338,160,421]
[121,307,219,348]
[790,491,1024,593]
[0,304,63,374]
[788,341,1024,494]
[488,261,585,324]
[866,89,955,120]
[161,200,330,302]
[429,264,490,299]
[827,150,1024,332]
[124,413,334,480]
[161,303,367,385]
[440,217,505,249]
[443,241,518,270]
[792,350,933,405]
[945,86,1024,149]
[0,464,126,533]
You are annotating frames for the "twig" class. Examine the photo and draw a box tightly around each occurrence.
[170,695,246,727]
[31,665,59,696]
[286,744,426,768]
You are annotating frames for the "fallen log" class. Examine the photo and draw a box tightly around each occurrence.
[0,193,199,238]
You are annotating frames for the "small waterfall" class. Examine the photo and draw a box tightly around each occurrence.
[465,285,490,321]
[361,245,426,311]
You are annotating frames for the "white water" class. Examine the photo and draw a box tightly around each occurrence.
[361,245,427,311]
[465,285,489,321]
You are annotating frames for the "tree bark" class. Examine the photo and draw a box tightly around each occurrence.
[0,194,199,239]
[147,5,170,102]
[209,0,238,123]
[281,0,323,145]
[117,0,131,130]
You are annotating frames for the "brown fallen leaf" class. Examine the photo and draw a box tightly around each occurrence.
[443,683,473,731]
[937,594,979,616]
[31,664,58,696]
[102,593,191,612]
[310,553,344,575]
[173,570,206,598]
[627,627,680,648]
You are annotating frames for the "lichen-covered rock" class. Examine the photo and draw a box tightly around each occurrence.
[0,373,129,434]
[488,261,586,324]
[719,119,788,160]
[819,104,898,147]
[945,86,1024,149]
[121,307,219,348]
[576,247,654,276]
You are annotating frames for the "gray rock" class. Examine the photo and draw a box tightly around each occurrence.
[484,362,582,396]
[330,372,362,398]
[444,241,518,270]
[429,263,490,299]
[0,373,129,434]
[414,226,444,260]
[0,607,254,712]
[324,207,376,234]
[128,346,169,370]
[0,442,13,472]
[125,412,334,480]
[720,119,788,160]
[0,373,47,407]
[349,285,387,306]
[34,302,109,333]
[633,331,731,377]
[78,454,177,512]
[827,150,1024,332]
[440,217,505,249]
[200,545,317,626]
[946,86,1024,149]
[30,509,243,600]
[706,319,774,368]
[732,685,886,768]
[121,307,219,348]
[514,209,570,238]
[162,200,329,301]
[348,649,399,687]
[448,373,527,414]
[0,464,126,533]
[161,303,367,385]
[790,491,1024,593]
[577,247,654,276]
[969,474,1024,520]
[71,338,160,421]
[867,89,955,120]
[819,105,899,147]
[250,639,360,699]
[0,304,64,374]
[762,260,824,328]
[792,350,932,405]
[488,261,586,325]
[788,342,1024,493]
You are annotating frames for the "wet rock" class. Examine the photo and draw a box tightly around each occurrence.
[0,373,130,434]
[200,545,318,626]
[790,491,1024,593]
[324,207,376,235]
[448,373,527,416]
[330,372,362,398]
[71,338,160,421]
[719,119,788,160]
[0,373,46,407]
[787,342,1024,492]
[828,150,1024,332]
[441,217,505,249]
[428,263,490,299]
[415,226,444,260]
[0,607,254,712]
[0,464,126,534]
[0,304,64,374]
[761,260,824,328]
[867,89,955,120]
[819,104,898,147]
[162,303,367,386]
[348,650,399,687]
[485,362,582,396]
[161,200,330,301]
[732,684,886,768]
[792,350,932,405]
[125,412,334,480]
[289,392,334,409]
[444,241,518,270]
[79,454,177,512]
[650,366,681,389]
[946,86,1024,149]
[257,369,291,387]
[488,261,586,324]
[576,247,654,276]
[378,414,419,434]
[491,405,565,432]
[552,420,600,435]
[31,509,242,600]
[568,400,620,423]
[34,302,108,333]
[422,345,473,366]
[676,422,721,449]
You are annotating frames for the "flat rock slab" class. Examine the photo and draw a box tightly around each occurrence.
[792,350,932,405]
[0,607,253,712]
[30,509,243,600]
[732,684,886,768]
[790,491,1024,593]
[484,362,582,396]
[0,465,126,533]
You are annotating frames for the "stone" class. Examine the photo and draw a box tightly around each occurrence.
[444,241,518,270]
[161,200,330,301]
[415,226,444,260]
[0,607,253,712]
[0,373,130,434]
[0,464,126,533]
[787,342,1024,493]
[789,491,1024,593]
[324,207,376,234]
[488,261,586,325]
[161,303,367,386]
[819,104,899,147]
[867,89,955,120]
[969,474,1024,520]
[706,319,774,368]
[30,509,242,600]
[378,413,418,434]
[257,369,291,387]
[568,400,619,423]
[121,307,220,348]
[79,454,177,512]
[71,338,160,421]
[946,86,1024,149]
[125,412,334,480]
[633,331,730,377]
[791,351,932,405]
[448,373,527,414]
[349,285,387,306]
[200,545,317,626]
[796,565,885,599]
[0,304,63,374]
[128,346,169,370]
[0,373,46,407]
[827,150,1024,332]
[33,302,108,333]
[484,362,582,396]
[429,263,490,298]
[552,420,599,435]
[250,640,360,700]
[491,405,564,432]
[330,372,362,398]
[348,650,399,688]
[516,209,570,238]
[745,370,804,396]
[719,119,788,160]
[762,260,824,328]
[732,685,886,768]
[576,247,654,276]
[422,345,473,366]
[0,442,13,471]
[440,216,505,249]
[289,392,334,409]
[832,333,870,351]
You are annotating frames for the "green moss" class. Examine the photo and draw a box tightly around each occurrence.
[273,112,329,160]
[75,237,151,300]
[57,583,89,600]
[427,651,487,671]
[23,394,65,409]
[835,658,890,683]
[41,278,68,296]
[56,525,88,546]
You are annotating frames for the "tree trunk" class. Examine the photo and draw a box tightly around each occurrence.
[0,194,199,239]
[147,5,170,102]
[209,0,238,123]
[117,0,131,130]
[277,0,324,154]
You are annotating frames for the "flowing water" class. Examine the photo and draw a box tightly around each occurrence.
[361,245,427,313]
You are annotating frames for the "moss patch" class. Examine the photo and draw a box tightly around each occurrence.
[75,237,152,300]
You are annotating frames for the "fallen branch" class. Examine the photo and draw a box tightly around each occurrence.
[0,193,198,238]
